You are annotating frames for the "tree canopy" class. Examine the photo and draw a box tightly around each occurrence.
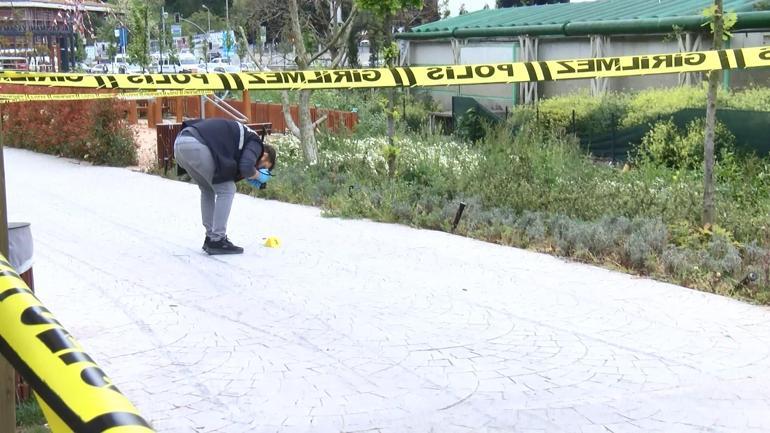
[497,0,568,7]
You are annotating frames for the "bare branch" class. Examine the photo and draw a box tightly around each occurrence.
[308,4,358,65]
[312,113,329,128]
[287,0,310,68]
[329,11,356,68]
[236,26,270,71]
[280,91,301,138]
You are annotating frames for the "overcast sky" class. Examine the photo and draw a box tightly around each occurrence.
[446,0,595,16]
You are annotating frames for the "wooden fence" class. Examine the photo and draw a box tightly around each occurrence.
[126,91,358,133]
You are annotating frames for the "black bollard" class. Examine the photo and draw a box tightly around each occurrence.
[452,202,467,232]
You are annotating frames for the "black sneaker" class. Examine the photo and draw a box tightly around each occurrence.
[203,236,211,250]
[203,236,244,255]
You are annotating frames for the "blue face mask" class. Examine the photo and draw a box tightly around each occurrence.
[257,168,272,183]
[247,168,272,189]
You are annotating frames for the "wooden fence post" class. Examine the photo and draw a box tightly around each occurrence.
[242,91,252,122]
[155,98,164,125]
[127,100,138,124]
[146,99,156,129]
[175,97,183,123]
[0,108,15,433]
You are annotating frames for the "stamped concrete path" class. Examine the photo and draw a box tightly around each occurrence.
[6,148,770,433]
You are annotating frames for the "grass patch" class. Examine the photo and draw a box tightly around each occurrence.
[17,426,49,433]
[16,398,46,431]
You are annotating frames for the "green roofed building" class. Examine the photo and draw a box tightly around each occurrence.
[395,0,770,110]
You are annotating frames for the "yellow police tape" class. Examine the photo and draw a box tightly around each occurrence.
[0,256,154,433]
[0,89,209,104]
[0,46,768,93]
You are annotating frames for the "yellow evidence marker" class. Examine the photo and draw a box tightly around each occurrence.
[264,236,281,248]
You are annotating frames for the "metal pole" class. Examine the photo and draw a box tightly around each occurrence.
[202,5,211,62]
[611,112,616,164]
[144,6,149,72]
[225,0,229,30]
[0,104,16,433]
[160,6,165,73]
[178,16,209,72]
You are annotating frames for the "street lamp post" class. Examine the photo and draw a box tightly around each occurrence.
[176,14,208,72]
[160,6,168,73]
[202,5,211,62]
[225,0,229,30]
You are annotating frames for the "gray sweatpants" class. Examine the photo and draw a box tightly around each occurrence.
[173,135,235,242]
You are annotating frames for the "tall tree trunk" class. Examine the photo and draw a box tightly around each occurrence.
[299,90,318,164]
[703,0,723,226]
[385,14,396,146]
[281,0,355,165]
[285,0,318,165]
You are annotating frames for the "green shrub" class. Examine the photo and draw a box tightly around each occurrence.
[743,241,770,286]
[704,235,742,275]
[4,95,136,167]
[536,89,629,136]
[662,246,705,279]
[401,93,438,135]
[86,99,137,166]
[506,105,537,131]
[268,133,304,166]
[599,215,633,247]
[455,108,486,143]
[514,211,547,245]
[635,117,735,169]
[16,398,45,427]
[624,233,655,270]
[724,86,770,111]
[620,86,735,127]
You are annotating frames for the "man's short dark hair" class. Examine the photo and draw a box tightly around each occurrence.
[263,143,277,169]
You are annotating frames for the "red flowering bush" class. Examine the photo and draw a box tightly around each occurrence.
[2,86,137,166]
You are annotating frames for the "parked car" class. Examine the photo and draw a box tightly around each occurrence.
[207,57,240,73]
[155,58,184,73]
[240,61,258,72]
[178,53,203,73]
[89,63,111,74]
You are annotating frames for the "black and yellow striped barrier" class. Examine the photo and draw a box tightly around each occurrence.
[0,256,154,433]
[0,90,210,103]
[0,46,767,94]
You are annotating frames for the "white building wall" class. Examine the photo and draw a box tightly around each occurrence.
[538,38,593,98]
[406,31,770,111]
[409,40,517,112]
[409,41,455,65]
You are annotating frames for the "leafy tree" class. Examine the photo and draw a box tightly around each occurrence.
[234,0,357,164]
[74,34,87,62]
[497,0,568,6]
[95,15,120,61]
[126,1,150,69]
[284,0,358,164]
[183,10,226,34]
[356,0,422,145]
[165,0,229,19]
[439,0,451,18]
